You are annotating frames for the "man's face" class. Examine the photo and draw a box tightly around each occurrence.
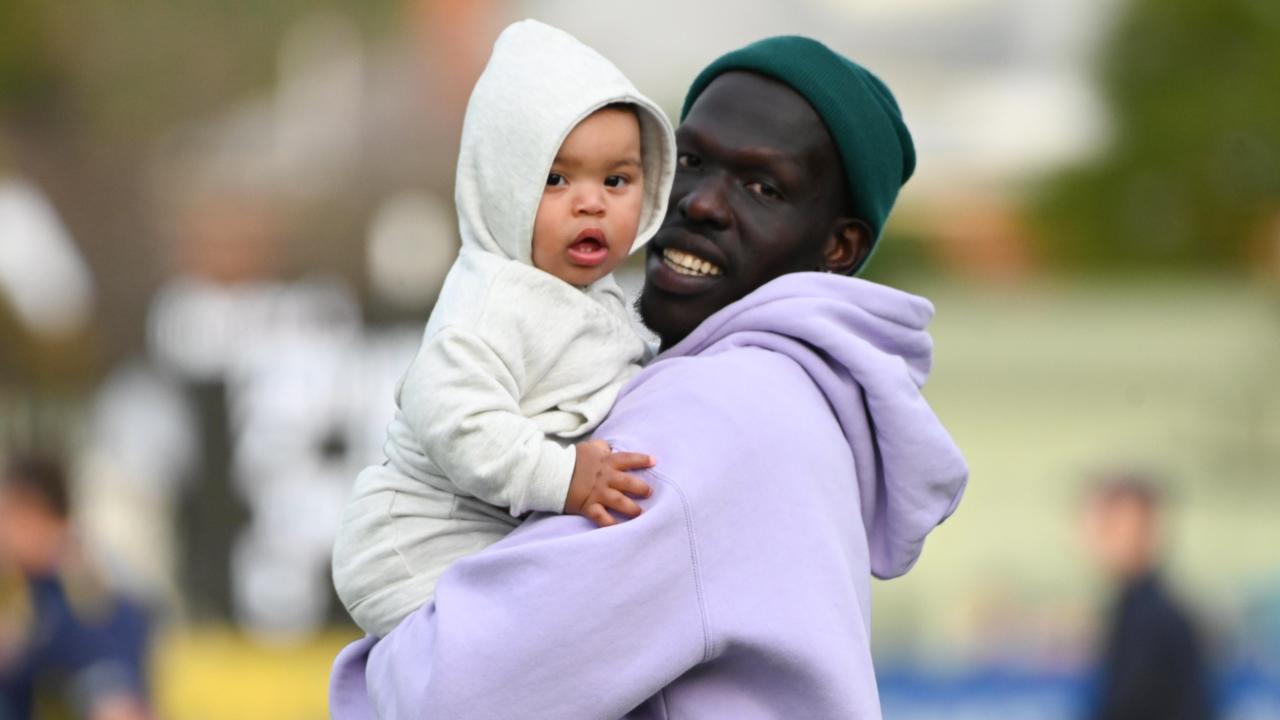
[639,71,851,348]
[1082,494,1160,580]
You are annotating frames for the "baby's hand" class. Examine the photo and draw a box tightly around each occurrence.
[564,440,654,527]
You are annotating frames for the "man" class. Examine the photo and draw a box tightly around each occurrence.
[331,35,968,719]
[0,455,152,720]
[1083,473,1214,720]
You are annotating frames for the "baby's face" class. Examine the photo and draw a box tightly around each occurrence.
[531,107,644,287]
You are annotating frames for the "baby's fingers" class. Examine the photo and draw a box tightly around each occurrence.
[609,472,652,499]
[586,503,618,528]
[601,488,642,519]
[608,452,655,472]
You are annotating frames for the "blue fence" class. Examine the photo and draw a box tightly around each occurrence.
[878,667,1280,720]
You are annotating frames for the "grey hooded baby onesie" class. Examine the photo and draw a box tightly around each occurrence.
[331,20,676,637]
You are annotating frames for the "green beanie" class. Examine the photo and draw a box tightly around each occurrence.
[681,36,915,272]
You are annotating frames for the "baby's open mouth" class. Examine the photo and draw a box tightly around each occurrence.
[567,229,609,267]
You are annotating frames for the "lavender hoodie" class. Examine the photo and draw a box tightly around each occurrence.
[329,272,968,719]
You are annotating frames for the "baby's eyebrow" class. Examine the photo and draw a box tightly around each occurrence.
[610,157,642,170]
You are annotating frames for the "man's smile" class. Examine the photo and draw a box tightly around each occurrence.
[661,248,722,277]
[646,227,728,294]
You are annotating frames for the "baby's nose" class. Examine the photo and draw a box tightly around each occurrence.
[573,188,606,215]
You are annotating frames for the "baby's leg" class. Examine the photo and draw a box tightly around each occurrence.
[333,465,514,637]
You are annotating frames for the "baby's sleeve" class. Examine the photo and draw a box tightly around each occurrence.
[397,326,575,516]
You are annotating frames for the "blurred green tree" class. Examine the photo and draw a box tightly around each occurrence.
[1032,0,1280,271]
[0,1,62,120]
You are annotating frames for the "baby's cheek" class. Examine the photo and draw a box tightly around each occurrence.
[529,234,558,273]
[627,194,645,234]
[609,248,629,273]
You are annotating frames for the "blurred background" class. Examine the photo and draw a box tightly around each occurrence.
[0,0,1276,717]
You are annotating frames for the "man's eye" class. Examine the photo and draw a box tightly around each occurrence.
[604,175,629,188]
[677,153,701,169]
[546,173,566,187]
[746,181,782,199]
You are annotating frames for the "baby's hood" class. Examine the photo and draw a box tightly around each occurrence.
[454,20,676,265]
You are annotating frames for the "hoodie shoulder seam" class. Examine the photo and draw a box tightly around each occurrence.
[467,262,530,380]
[471,259,513,332]
[645,467,716,663]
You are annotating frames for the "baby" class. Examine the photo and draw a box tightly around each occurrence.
[331,20,676,638]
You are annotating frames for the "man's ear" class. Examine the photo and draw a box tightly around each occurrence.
[820,218,873,275]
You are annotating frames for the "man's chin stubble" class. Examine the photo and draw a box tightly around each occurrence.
[638,288,707,352]
[634,291,659,340]
[635,289,675,351]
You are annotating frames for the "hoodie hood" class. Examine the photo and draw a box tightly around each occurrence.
[659,272,968,579]
[454,20,676,266]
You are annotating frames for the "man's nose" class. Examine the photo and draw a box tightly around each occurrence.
[573,186,606,216]
[678,175,731,228]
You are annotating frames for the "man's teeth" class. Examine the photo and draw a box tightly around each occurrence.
[662,248,723,277]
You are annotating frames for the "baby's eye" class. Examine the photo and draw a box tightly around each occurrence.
[745,181,782,200]
[604,175,629,188]
[546,173,566,187]
[677,153,701,169]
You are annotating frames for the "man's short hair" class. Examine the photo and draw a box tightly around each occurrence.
[1089,469,1165,513]
[3,453,70,519]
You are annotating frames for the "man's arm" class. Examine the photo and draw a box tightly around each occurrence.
[343,474,708,719]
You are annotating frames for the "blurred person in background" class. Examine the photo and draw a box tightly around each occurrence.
[1083,472,1215,720]
[0,455,151,720]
